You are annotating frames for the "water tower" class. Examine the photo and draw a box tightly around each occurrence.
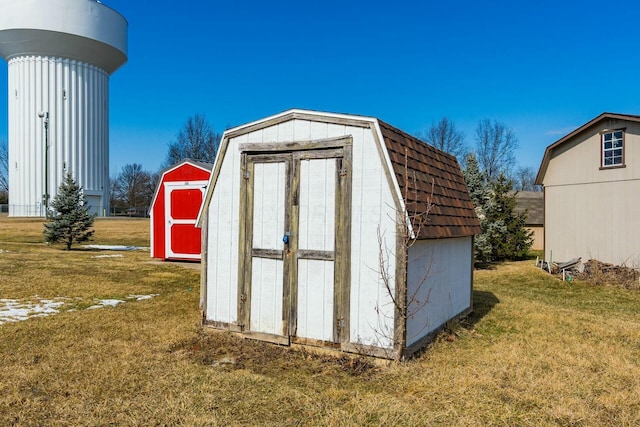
[0,0,128,216]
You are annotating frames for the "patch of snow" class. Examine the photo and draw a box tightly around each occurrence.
[211,356,237,367]
[92,254,124,259]
[83,245,149,251]
[87,299,125,309]
[127,294,160,301]
[0,249,9,254]
[0,298,65,325]
[0,294,160,325]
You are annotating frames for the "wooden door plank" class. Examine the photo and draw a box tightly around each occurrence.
[335,144,353,344]
[237,154,251,330]
[288,158,299,338]
[251,248,284,259]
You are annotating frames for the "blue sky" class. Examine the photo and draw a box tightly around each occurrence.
[2,0,640,174]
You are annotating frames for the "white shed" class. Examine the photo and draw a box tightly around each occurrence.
[197,109,480,359]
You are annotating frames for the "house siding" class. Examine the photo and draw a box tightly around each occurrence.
[542,119,640,265]
[545,181,640,266]
[528,226,544,251]
[544,120,640,185]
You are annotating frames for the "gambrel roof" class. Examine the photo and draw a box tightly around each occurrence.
[150,158,213,209]
[536,112,640,184]
[378,120,481,239]
[198,109,480,240]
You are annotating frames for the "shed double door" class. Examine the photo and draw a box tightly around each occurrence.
[239,146,351,346]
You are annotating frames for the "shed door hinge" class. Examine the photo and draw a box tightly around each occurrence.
[240,293,247,303]
[243,171,250,180]
[339,168,348,177]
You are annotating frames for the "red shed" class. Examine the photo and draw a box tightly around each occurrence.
[150,159,212,261]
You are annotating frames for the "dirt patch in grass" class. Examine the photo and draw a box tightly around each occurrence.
[172,329,379,378]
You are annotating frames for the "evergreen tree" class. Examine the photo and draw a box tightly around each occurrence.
[463,156,533,264]
[463,153,488,207]
[485,174,533,260]
[44,172,96,250]
[463,153,492,263]
[475,174,533,262]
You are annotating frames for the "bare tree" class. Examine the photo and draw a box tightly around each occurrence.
[0,138,8,194]
[373,148,436,360]
[143,172,160,206]
[512,166,541,192]
[164,114,221,167]
[109,174,123,215]
[474,119,518,181]
[115,163,154,209]
[416,117,467,161]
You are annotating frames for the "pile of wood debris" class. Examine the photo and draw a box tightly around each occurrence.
[537,257,640,290]
[574,259,640,290]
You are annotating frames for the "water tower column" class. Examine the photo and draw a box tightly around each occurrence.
[0,0,127,217]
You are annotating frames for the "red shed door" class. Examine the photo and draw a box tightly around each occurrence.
[164,181,207,260]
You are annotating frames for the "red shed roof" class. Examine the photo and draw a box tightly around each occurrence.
[150,158,213,210]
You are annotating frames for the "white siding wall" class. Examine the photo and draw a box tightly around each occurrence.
[204,132,244,324]
[349,125,396,349]
[543,121,640,265]
[406,236,473,347]
[205,118,396,348]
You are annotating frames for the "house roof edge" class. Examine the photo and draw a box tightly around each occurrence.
[536,112,640,185]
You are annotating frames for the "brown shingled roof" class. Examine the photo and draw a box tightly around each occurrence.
[377,120,481,239]
[514,191,544,226]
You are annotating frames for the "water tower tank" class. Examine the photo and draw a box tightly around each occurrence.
[0,0,128,216]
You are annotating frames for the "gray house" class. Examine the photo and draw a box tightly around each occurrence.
[536,112,640,265]
[514,191,544,251]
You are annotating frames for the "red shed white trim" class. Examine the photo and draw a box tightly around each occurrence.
[150,159,212,261]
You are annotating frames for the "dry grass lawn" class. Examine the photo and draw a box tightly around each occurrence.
[1,218,640,426]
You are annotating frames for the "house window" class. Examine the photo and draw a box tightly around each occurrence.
[602,130,624,167]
